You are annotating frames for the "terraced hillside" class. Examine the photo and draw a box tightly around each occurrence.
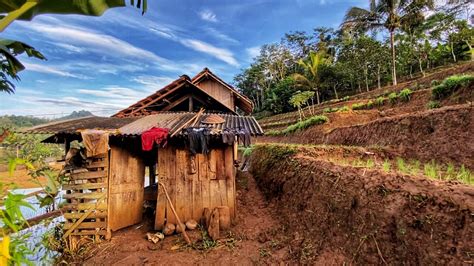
[258,62,474,172]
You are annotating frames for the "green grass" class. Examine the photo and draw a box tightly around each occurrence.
[396,157,409,173]
[323,107,338,113]
[264,115,329,136]
[398,88,413,102]
[432,74,474,100]
[427,100,441,109]
[388,92,398,104]
[375,96,387,106]
[382,160,391,172]
[337,106,350,113]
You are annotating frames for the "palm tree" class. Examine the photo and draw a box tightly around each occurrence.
[342,0,434,86]
[292,51,327,107]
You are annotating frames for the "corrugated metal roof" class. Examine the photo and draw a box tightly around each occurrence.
[23,116,140,134]
[23,113,264,136]
[118,112,264,136]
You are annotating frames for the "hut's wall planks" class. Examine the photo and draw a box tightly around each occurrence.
[196,79,235,111]
[108,145,145,231]
[155,146,236,230]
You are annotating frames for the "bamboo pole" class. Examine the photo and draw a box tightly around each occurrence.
[158,182,191,244]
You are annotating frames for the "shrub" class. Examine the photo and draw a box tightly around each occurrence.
[337,106,350,112]
[427,101,441,109]
[282,115,329,134]
[432,74,474,100]
[342,96,350,101]
[388,92,398,104]
[323,107,338,113]
[398,88,413,102]
[265,130,282,136]
[375,96,387,106]
[351,102,366,110]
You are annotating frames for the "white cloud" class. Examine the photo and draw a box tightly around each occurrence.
[205,27,239,44]
[131,75,175,90]
[22,22,184,73]
[78,86,139,99]
[23,62,89,79]
[180,39,239,67]
[199,9,218,22]
[53,43,85,53]
[246,46,261,59]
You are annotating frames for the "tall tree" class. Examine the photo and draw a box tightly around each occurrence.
[343,0,434,86]
[291,51,328,106]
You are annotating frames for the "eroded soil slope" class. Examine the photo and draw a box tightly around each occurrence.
[250,144,474,264]
[260,105,474,169]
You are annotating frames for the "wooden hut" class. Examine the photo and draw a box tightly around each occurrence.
[25,69,262,239]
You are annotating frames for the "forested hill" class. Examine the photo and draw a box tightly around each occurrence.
[233,1,473,118]
[0,110,94,128]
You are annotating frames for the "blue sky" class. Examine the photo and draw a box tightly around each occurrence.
[1,0,366,117]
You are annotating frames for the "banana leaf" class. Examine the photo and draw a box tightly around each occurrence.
[0,0,147,20]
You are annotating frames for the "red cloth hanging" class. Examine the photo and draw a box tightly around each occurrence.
[141,127,169,151]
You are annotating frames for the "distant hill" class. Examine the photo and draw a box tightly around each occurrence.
[56,110,94,121]
[0,110,95,129]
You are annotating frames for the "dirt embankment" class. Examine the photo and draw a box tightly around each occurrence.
[249,144,474,264]
[260,104,474,169]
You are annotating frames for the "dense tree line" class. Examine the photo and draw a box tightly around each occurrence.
[234,0,473,116]
[0,110,93,128]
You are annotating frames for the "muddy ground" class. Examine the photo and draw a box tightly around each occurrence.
[249,144,474,264]
[84,171,284,265]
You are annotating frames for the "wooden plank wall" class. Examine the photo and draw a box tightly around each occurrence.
[155,146,235,230]
[63,153,109,238]
[108,145,145,231]
[197,80,235,111]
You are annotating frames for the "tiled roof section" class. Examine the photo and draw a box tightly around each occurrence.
[23,116,140,134]
[191,68,254,114]
[118,112,263,136]
[22,113,264,136]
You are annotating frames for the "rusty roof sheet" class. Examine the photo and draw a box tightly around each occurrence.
[23,113,264,136]
[23,116,140,134]
[118,112,264,136]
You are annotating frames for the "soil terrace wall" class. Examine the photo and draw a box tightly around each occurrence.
[249,144,474,264]
[259,105,474,169]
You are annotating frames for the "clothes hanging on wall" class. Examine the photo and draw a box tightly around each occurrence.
[221,128,251,147]
[81,129,109,157]
[185,127,211,155]
[141,127,169,151]
[237,128,251,147]
[222,128,235,145]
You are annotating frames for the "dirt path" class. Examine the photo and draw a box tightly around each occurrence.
[85,172,282,265]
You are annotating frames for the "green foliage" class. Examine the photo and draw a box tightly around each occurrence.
[337,106,350,113]
[351,100,374,110]
[388,92,398,104]
[375,96,387,106]
[265,115,328,136]
[398,88,413,102]
[382,160,391,172]
[427,100,441,109]
[424,161,439,179]
[396,158,408,173]
[432,74,474,100]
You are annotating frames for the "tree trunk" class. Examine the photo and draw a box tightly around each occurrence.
[418,58,425,77]
[451,42,457,62]
[316,89,320,105]
[390,30,397,86]
[364,67,369,92]
[333,84,339,99]
[377,64,381,90]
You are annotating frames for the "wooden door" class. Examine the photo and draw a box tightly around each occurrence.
[108,145,145,231]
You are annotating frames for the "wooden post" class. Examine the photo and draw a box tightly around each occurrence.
[188,97,194,112]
